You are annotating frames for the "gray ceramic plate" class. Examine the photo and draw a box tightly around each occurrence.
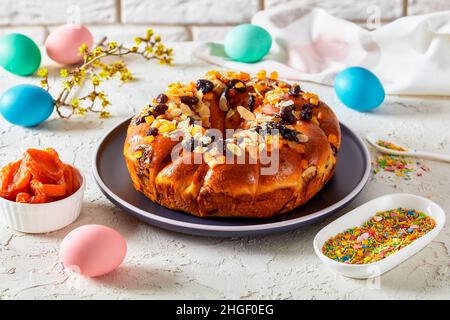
[92,118,371,237]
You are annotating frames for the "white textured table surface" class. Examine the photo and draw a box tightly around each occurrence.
[0,42,449,300]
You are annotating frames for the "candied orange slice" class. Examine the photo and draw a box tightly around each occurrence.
[16,191,49,204]
[63,165,74,196]
[16,192,31,203]
[30,193,48,204]
[71,169,81,194]
[0,160,32,200]
[12,161,32,191]
[0,160,20,195]
[23,148,64,184]
[63,164,81,197]
[30,179,66,198]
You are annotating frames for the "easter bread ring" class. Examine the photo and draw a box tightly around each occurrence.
[123,70,341,218]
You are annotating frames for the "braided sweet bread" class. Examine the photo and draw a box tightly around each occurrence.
[124,70,341,218]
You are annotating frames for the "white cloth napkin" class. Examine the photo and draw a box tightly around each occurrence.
[194,4,450,96]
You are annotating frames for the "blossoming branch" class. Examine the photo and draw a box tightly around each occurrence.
[38,29,174,119]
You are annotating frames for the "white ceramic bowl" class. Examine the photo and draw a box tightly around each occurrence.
[0,169,86,234]
[313,193,446,279]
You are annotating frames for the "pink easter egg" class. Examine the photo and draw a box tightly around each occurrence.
[60,224,127,277]
[45,24,93,65]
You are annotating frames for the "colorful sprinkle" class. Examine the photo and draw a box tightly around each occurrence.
[376,139,407,152]
[322,208,436,264]
[372,154,430,180]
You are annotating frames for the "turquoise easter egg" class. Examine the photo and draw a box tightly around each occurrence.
[334,67,385,112]
[0,33,41,76]
[224,24,272,63]
[0,84,54,127]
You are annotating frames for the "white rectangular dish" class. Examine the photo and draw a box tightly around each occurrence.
[313,193,446,279]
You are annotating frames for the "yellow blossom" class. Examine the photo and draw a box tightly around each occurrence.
[100,111,110,118]
[120,70,133,82]
[146,29,154,40]
[101,98,110,107]
[60,69,69,78]
[91,76,101,86]
[145,46,154,54]
[71,98,80,108]
[108,41,118,50]
[73,75,83,86]
[99,70,110,79]
[63,81,72,90]
[79,43,89,54]
[94,47,104,56]
[97,92,106,99]
[75,107,87,116]
[79,67,86,78]
[50,28,173,120]
[37,68,48,77]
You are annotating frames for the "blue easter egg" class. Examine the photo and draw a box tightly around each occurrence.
[224,24,272,63]
[334,67,385,112]
[0,84,54,127]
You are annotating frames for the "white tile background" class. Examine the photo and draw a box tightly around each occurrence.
[0,0,448,43]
